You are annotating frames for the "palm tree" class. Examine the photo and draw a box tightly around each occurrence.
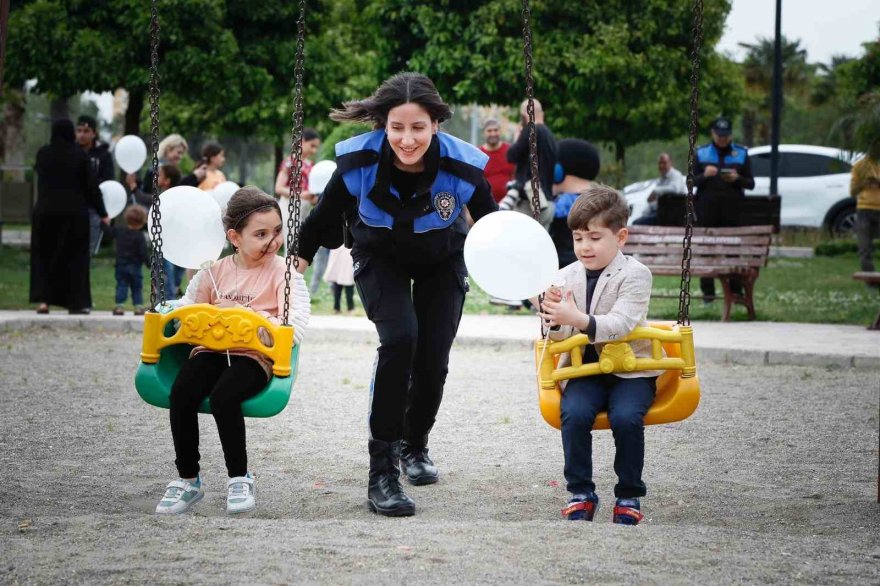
[737,36,813,146]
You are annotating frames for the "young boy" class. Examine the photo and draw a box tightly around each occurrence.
[112,205,151,316]
[539,186,661,525]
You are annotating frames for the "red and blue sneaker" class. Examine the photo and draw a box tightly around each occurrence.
[613,498,645,525]
[561,493,599,521]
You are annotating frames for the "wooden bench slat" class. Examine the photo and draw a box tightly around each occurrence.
[631,255,767,268]
[627,234,772,245]
[625,244,769,256]
[853,272,880,283]
[644,266,758,277]
[629,225,775,236]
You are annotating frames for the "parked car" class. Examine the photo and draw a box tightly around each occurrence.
[623,145,860,235]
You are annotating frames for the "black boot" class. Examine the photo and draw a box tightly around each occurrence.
[400,441,439,485]
[367,440,415,517]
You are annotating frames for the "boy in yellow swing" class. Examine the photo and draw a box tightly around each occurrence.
[539,186,661,525]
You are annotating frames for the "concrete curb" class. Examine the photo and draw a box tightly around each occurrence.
[2,314,877,370]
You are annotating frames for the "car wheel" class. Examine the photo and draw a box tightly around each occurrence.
[829,205,857,237]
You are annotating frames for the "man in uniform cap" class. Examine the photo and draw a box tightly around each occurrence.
[694,116,754,302]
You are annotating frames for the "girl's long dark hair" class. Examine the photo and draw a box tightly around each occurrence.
[330,72,452,127]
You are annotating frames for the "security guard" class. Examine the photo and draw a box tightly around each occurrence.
[694,116,755,301]
[296,73,498,517]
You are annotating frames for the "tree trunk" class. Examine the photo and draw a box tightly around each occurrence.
[124,87,145,137]
[0,87,26,180]
[274,144,283,179]
[49,96,70,121]
[615,141,626,165]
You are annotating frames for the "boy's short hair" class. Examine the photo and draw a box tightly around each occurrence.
[76,115,97,131]
[124,205,148,228]
[567,185,630,232]
[159,163,181,187]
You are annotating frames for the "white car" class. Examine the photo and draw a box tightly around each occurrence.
[623,145,860,234]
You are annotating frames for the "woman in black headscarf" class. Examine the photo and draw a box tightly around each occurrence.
[30,119,109,314]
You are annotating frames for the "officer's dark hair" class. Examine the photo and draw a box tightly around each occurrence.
[201,141,224,161]
[302,128,321,142]
[567,185,630,232]
[223,186,282,233]
[330,72,452,128]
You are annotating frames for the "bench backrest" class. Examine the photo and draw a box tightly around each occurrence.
[624,225,773,272]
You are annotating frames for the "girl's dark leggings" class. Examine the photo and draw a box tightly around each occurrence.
[331,282,355,312]
[169,352,267,478]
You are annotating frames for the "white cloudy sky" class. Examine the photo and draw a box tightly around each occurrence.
[717,0,878,64]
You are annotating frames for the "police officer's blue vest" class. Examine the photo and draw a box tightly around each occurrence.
[696,142,748,167]
[335,130,488,234]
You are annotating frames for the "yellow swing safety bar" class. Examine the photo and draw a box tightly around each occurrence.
[535,322,700,430]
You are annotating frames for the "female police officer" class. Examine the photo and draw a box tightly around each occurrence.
[296,73,497,517]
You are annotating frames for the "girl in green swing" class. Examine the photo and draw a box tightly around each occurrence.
[154,187,309,515]
[539,186,659,525]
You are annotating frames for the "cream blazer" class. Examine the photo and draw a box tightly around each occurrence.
[547,250,662,379]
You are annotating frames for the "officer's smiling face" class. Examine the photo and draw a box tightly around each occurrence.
[386,102,437,173]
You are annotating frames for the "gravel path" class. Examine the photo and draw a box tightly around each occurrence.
[1,329,878,584]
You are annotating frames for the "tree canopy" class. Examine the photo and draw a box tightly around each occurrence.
[367,0,742,161]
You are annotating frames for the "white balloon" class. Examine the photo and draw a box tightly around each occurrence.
[99,180,127,219]
[308,160,337,194]
[147,186,225,270]
[211,181,240,209]
[114,135,148,173]
[464,211,558,301]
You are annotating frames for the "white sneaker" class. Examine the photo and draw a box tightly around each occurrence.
[155,476,204,514]
[226,473,255,514]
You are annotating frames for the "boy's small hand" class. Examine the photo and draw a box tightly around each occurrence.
[539,290,583,328]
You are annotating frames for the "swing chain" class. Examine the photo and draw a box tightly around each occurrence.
[677,0,704,326]
[520,0,542,224]
[147,0,165,310]
[283,0,307,326]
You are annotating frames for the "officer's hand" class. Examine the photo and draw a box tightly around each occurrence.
[721,170,739,183]
[704,165,718,177]
[294,257,309,274]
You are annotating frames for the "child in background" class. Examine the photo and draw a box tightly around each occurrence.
[154,187,310,516]
[112,205,150,316]
[197,141,227,191]
[323,245,355,313]
[539,186,659,526]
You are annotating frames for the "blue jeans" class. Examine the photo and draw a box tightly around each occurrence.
[309,246,329,295]
[164,259,186,300]
[561,374,656,498]
[115,262,144,306]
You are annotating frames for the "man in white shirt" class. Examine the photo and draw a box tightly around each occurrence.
[633,153,686,225]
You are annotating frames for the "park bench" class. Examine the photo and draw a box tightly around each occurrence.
[852,272,880,330]
[624,225,774,321]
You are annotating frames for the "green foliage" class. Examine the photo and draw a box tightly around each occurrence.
[815,239,880,257]
[367,0,741,162]
[319,123,372,161]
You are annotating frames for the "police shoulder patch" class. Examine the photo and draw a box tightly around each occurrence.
[433,191,456,221]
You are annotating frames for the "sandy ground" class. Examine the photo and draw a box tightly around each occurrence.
[0,328,878,585]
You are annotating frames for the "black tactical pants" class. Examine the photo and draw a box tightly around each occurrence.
[354,253,468,445]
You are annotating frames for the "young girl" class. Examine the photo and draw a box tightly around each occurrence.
[155,186,310,515]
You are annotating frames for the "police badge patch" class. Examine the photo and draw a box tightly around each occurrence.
[433,191,456,221]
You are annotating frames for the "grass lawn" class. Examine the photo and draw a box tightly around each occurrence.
[2,243,877,324]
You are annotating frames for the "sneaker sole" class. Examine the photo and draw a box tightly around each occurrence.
[367,499,416,517]
[156,490,204,515]
[227,501,255,514]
